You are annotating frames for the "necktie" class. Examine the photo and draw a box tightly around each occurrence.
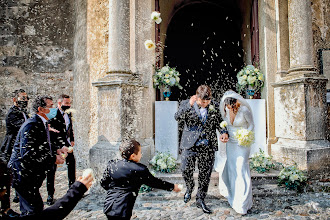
[45,122,53,155]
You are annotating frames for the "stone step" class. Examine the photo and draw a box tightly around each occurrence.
[138,169,289,201]
[154,169,280,185]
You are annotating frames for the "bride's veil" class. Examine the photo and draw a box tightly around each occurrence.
[219,90,253,121]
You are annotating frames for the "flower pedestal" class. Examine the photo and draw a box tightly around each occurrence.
[155,101,179,159]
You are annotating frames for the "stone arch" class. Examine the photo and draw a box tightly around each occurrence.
[163,1,244,101]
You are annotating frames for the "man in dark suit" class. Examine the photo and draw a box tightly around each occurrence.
[1,89,29,162]
[8,96,66,216]
[174,85,229,214]
[46,94,75,205]
[0,89,29,217]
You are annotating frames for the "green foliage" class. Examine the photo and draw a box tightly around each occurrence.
[150,152,177,173]
[153,64,183,89]
[277,164,308,192]
[249,149,274,173]
[236,65,264,93]
[139,184,152,193]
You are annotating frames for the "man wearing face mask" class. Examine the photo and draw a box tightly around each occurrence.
[46,94,75,205]
[8,96,66,216]
[0,89,28,217]
[1,89,29,162]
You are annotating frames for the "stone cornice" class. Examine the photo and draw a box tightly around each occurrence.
[272,76,328,87]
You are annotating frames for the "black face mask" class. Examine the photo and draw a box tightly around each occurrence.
[17,101,28,109]
[61,105,70,111]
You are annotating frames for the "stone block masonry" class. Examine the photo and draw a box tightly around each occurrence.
[0,0,75,144]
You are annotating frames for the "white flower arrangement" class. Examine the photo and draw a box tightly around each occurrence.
[278,164,307,192]
[150,152,177,173]
[153,64,183,89]
[234,128,254,147]
[236,65,264,93]
[220,121,228,129]
[151,11,162,24]
[144,40,156,50]
[249,149,274,173]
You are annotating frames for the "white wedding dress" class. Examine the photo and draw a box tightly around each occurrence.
[217,92,254,214]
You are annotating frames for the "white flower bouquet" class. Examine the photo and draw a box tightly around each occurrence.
[236,65,264,93]
[150,152,177,173]
[278,164,307,192]
[153,64,183,90]
[233,128,254,147]
[249,149,274,173]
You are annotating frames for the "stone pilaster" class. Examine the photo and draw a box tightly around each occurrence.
[272,0,330,175]
[89,0,149,192]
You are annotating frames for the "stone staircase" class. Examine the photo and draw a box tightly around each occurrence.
[138,169,297,201]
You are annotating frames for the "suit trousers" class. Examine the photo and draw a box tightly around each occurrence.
[181,146,215,200]
[47,152,76,196]
[16,187,43,216]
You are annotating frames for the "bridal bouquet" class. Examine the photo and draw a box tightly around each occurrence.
[278,164,307,192]
[153,65,183,89]
[236,65,264,93]
[234,128,254,147]
[150,152,177,173]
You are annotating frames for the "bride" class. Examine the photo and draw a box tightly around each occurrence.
[216,90,254,215]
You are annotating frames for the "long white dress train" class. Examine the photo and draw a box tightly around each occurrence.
[218,105,254,214]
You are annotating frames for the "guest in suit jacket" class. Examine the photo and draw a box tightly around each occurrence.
[174,85,229,214]
[1,89,29,162]
[0,154,94,220]
[46,94,75,205]
[101,139,181,220]
[8,96,66,216]
[0,89,29,217]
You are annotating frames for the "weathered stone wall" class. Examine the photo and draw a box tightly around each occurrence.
[311,0,330,72]
[72,0,109,168]
[0,0,75,142]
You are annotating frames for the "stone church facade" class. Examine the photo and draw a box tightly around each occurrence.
[0,0,329,178]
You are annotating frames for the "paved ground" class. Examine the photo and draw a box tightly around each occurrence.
[10,166,330,220]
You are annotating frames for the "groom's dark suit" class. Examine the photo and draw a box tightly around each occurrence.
[175,99,226,200]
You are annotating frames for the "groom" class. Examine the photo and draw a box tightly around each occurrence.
[174,85,228,214]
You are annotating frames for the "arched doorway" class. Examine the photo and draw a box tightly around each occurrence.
[164,1,244,102]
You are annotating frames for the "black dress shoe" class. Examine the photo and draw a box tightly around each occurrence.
[196,199,212,214]
[12,195,19,203]
[184,191,191,203]
[46,195,54,205]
